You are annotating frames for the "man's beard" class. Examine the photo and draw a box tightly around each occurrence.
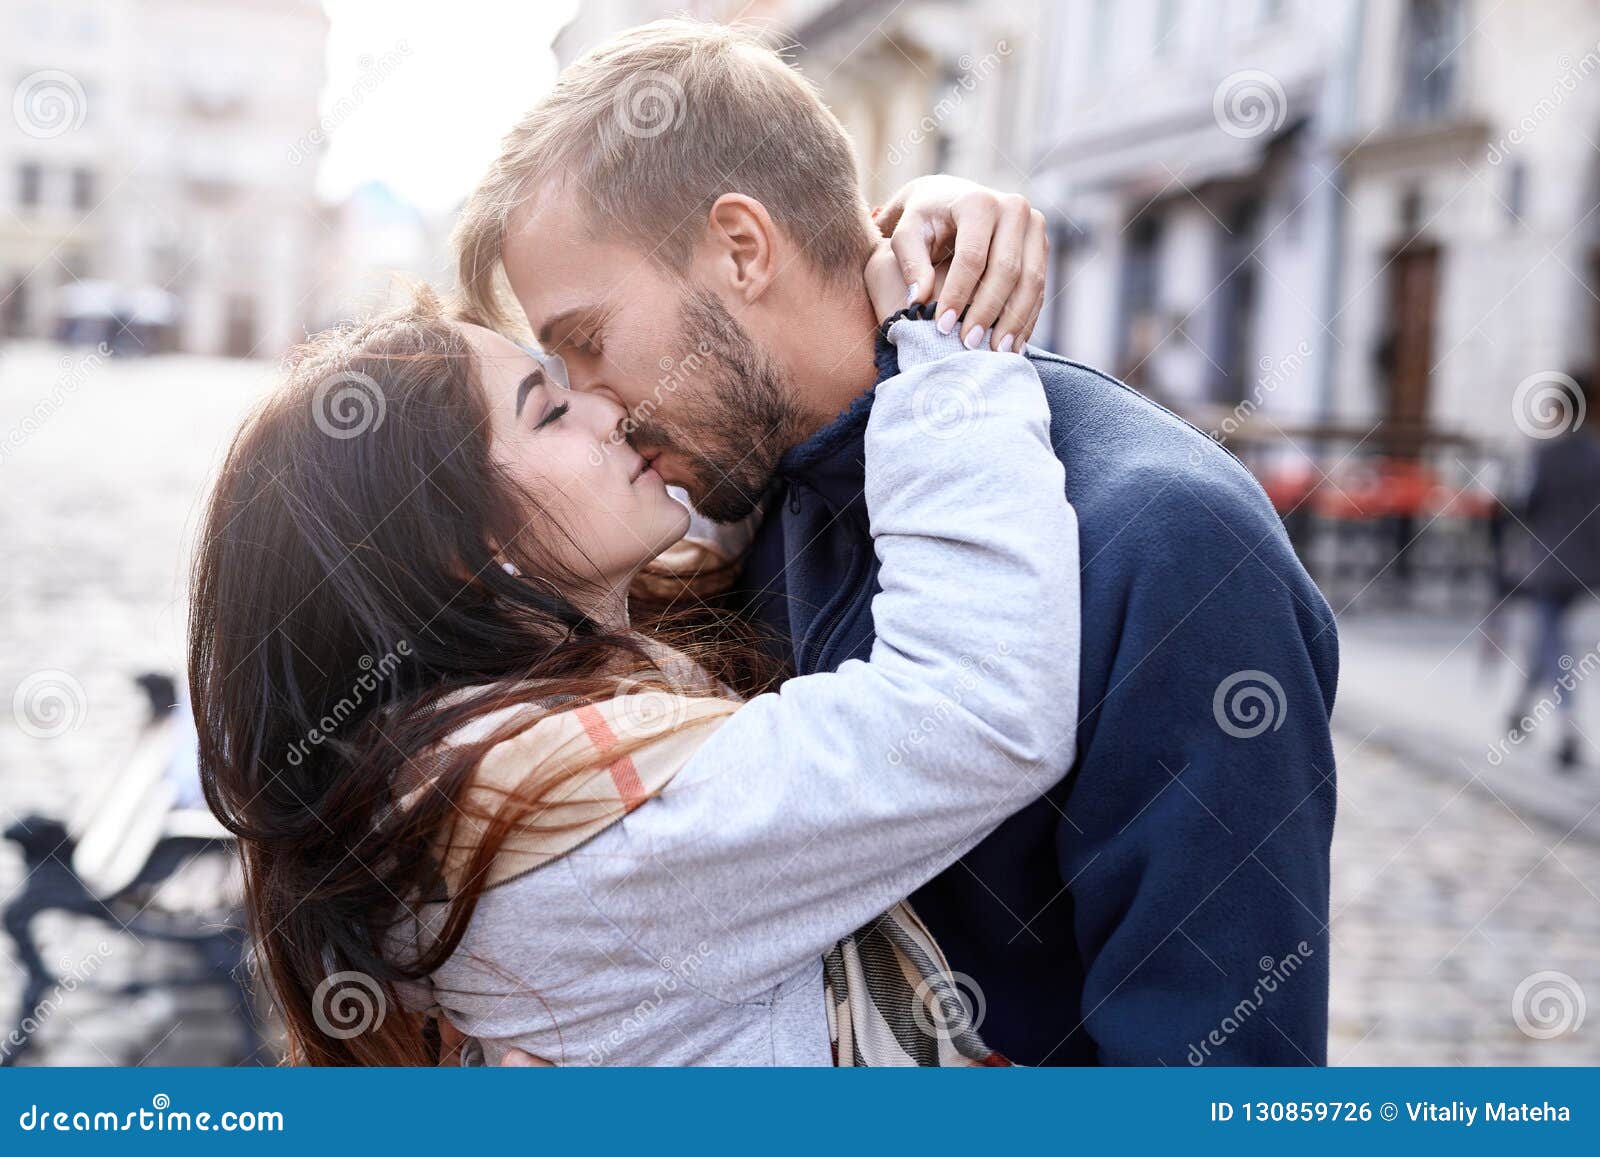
[629,287,807,524]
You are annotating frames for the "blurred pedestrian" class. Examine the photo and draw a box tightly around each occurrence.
[1507,369,1600,771]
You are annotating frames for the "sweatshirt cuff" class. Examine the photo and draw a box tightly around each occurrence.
[886,317,968,368]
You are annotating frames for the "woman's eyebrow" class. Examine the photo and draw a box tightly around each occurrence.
[514,368,547,417]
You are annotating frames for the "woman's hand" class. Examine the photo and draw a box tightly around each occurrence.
[865,241,916,325]
[436,1013,553,1067]
[875,174,1049,353]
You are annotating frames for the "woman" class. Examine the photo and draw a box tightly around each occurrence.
[189,245,1079,1066]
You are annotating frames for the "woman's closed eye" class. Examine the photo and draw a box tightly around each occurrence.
[535,401,570,431]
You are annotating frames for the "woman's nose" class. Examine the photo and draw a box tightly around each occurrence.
[575,387,629,439]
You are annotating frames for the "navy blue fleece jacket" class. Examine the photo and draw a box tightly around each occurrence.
[731,333,1338,1066]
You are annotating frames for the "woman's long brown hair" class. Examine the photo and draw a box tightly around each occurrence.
[188,286,775,1065]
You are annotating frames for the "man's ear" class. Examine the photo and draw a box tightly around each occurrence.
[697,194,779,305]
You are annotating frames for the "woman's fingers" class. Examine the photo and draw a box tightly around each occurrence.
[499,1048,555,1067]
[864,241,912,322]
[888,213,940,307]
[932,194,1000,335]
[436,1014,467,1065]
[988,209,1050,352]
[953,195,1031,350]
[878,178,1052,347]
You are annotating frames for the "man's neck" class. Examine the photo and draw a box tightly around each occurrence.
[783,283,882,441]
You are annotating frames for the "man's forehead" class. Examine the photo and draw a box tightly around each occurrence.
[503,187,644,330]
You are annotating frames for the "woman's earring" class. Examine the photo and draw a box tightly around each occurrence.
[501,561,522,577]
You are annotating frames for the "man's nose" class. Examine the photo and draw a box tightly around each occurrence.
[577,388,629,437]
[565,365,625,409]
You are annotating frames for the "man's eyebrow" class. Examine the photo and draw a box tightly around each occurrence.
[514,368,546,418]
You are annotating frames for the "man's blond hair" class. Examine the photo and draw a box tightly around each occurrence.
[453,18,877,333]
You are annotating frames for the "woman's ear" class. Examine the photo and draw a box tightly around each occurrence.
[698,194,779,304]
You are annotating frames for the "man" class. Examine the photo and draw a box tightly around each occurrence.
[1506,369,1600,771]
[455,18,1338,1065]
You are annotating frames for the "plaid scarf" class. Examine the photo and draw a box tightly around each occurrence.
[419,686,1008,1067]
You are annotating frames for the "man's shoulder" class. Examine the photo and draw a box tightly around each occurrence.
[1027,349,1285,545]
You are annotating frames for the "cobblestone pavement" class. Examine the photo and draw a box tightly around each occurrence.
[0,342,274,1065]
[1329,727,1599,1065]
[1,343,1596,1065]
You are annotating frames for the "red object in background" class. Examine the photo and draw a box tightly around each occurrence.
[1254,455,1502,522]
[1258,462,1318,514]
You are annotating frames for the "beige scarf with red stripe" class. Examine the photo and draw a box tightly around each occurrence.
[407,688,735,892]
[410,683,1006,1066]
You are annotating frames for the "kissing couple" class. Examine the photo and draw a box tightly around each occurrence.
[190,18,1337,1067]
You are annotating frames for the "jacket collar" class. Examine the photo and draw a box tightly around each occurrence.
[773,329,900,512]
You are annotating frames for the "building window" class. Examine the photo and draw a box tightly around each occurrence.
[225,295,257,359]
[1,275,27,336]
[1504,161,1527,225]
[71,167,94,211]
[1116,215,1164,387]
[1088,0,1113,82]
[18,163,42,209]
[1398,0,1461,124]
[1155,0,1179,57]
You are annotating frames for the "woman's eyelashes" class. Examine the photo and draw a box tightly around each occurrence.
[534,401,570,430]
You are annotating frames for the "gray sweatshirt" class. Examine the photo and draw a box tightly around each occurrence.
[393,320,1081,1065]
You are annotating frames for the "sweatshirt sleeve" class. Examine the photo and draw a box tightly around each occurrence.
[566,321,1082,1001]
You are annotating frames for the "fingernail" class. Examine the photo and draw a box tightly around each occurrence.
[998,333,1015,354]
[963,325,985,350]
[906,282,919,305]
[937,309,958,334]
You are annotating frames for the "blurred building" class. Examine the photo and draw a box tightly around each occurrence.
[768,0,1044,207]
[1,0,329,357]
[315,180,457,331]
[554,0,1041,209]
[1031,0,1600,452]
[1333,0,1600,447]
[1028,0,1337,428]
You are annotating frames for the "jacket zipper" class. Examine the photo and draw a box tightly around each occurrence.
[800,538,867,674]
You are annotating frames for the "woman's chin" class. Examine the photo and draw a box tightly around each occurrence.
[661,505,693,550]
[635,505,693,565]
